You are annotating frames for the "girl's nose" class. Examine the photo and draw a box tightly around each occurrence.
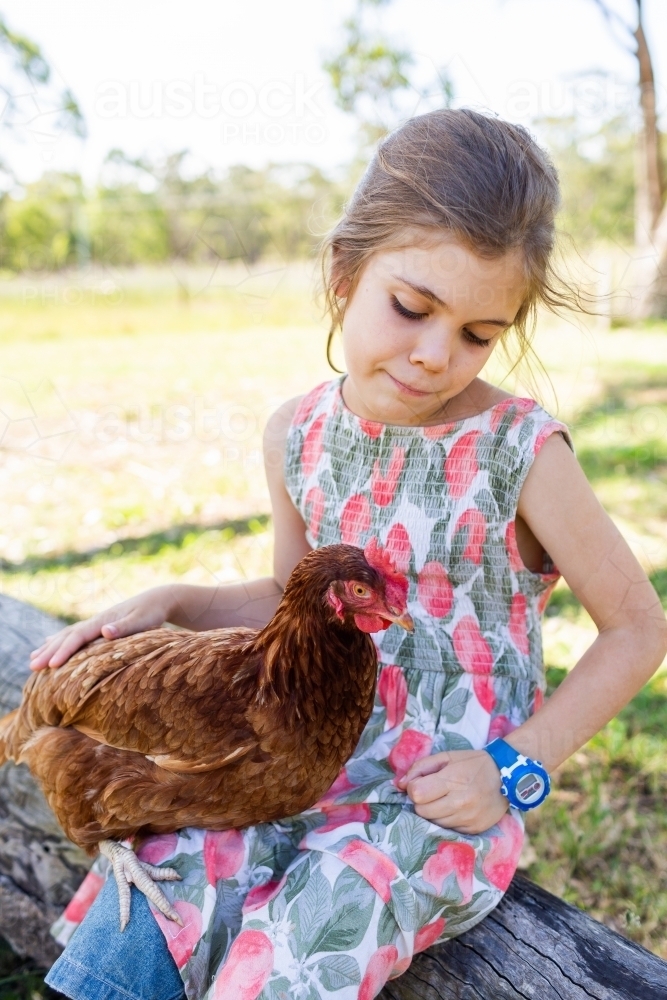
[409,327,452,372]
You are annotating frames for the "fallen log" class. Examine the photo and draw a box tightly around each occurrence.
[1,593,666,997]
[0,594,89,966]
[379,874,667,999]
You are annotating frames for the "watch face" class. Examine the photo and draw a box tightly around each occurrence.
[515,771,546,806]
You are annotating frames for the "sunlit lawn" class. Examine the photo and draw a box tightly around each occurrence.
[1,263,667,978]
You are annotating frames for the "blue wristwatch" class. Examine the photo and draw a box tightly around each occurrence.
[484,738,550,811]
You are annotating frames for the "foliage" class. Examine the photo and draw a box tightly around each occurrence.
[526,669,667,956]
[0,12,85,160]
[538,116,636,245]
[0,157,346,273]
[323,0,453,150]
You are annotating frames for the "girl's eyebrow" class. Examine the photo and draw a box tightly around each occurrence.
[392,275,512,328]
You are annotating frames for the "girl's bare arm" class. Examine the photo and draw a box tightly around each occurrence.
[401,433,667,834]
[506,433,667,769]
[31,397,310,669]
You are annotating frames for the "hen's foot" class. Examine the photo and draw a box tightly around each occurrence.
[99,839,182,932]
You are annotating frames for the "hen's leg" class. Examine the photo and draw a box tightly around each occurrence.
[99,840,183,932]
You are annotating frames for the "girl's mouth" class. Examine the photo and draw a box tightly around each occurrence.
[387,372,431,397]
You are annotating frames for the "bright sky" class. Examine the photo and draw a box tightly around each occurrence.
[2,0,666,184]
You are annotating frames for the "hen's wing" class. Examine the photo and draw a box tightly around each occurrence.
[15,627,263,773]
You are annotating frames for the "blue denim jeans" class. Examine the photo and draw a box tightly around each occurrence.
[45,877,186,1000]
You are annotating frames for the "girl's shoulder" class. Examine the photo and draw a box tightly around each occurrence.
[288,378,339,429]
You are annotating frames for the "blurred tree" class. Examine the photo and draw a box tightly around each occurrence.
[0,155,344,273]
[1,171,83,271]
[324,0,453,151]
[0,13,85,162]
[589,0,667,316]
[540,116,636,245]
[590,0,663,247]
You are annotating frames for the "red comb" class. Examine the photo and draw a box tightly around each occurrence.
[363,537,409,604]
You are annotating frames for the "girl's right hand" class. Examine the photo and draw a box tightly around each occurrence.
[29,586,176,671]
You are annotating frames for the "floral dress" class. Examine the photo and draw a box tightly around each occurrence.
[53,375,570,1000]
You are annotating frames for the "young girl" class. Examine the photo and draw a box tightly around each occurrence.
[34,109,666,1000]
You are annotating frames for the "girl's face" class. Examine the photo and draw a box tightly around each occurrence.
[339,237,527,425]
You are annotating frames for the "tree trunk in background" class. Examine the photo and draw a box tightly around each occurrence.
[633,4,663,248]
[621,0,667,319]
[0,594,89,967]
[635,205,667,319]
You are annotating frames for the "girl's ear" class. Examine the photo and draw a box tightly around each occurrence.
[330,246,351,299]
[334,276,351,299]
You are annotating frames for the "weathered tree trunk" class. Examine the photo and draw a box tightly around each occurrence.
[634,0,663,249]
[630,0,667,319]
[1,593,667,997]
[0,594,89,967]
[634,204,667,320]
[380,874,667,999]
[591,0,666,319]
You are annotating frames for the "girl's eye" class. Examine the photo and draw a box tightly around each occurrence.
[463,328,494,348]
[391,296,428,321]
[352,584,370,598]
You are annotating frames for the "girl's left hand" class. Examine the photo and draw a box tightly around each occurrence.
[396,749,509,834]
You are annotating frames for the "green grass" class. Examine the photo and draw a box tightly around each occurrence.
[1,265,667,975]
[525,669,667,954]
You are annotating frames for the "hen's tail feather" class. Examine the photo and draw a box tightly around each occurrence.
[0,708,20,766]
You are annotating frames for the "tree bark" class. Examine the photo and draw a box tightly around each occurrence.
[380,875,667,1000]
[626,0,667,318]
[591,0,666,319]
[634,203,667,319]
[0,594,89,967]
[633,0,663,248]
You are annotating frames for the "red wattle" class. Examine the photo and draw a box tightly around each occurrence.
[354,614,391,632]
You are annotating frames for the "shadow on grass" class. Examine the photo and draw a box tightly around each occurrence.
[0,514,270,576]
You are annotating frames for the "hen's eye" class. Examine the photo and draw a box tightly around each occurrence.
[352,584,370,598]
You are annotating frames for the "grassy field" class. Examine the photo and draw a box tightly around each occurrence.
[1,263,667,992]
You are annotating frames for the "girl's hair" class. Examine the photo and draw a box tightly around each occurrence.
[322,107,582,383]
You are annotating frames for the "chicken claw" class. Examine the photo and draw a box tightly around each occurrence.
[99,839,183,932]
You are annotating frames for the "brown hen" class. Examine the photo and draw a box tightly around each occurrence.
[0,541,412,929]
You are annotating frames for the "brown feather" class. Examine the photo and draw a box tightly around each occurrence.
[0,545,408,853]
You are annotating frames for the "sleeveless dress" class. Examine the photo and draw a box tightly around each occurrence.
[53,375,570,1000]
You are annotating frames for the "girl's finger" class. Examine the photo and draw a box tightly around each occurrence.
[47,638,83,668]
[30,635,70,670]
[406,771,453,805]
[398,754,447,786]
[46,624,100,668]
[412,796,457,822]
[101,613,145,639]
[30,633,57,657]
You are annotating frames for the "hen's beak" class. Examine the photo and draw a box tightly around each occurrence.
[383,610,415,632]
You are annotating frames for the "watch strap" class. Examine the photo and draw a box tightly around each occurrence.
[485,737,522,771]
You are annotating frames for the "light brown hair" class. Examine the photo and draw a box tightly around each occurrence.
[322,108,582,380]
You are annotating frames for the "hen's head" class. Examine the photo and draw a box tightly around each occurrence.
[312,539,413,634]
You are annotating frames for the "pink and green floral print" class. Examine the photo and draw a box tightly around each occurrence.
[53,376,570,1000]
